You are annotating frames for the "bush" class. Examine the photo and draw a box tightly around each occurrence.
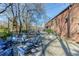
[0,28,11,39]
[22,30,28,33]
[0,32,11,39]
[45,29,54,34]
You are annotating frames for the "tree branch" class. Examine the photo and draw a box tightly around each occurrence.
[0,4,12,14]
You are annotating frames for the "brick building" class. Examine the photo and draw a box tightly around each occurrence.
[45,4,79,42]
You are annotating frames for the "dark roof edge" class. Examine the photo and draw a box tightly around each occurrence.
[46,4,73,25]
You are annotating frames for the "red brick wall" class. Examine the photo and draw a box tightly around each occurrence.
[46,4,79,42]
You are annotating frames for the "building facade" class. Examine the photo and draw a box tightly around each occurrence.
[45,4,79,42]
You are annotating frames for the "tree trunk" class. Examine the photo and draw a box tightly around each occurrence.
[8,19,10,33]
[18,4,22,33]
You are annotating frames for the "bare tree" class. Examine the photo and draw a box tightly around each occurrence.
[0,3,12,14]
[0,3,46,33]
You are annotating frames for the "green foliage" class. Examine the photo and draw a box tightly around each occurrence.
[45,29,54,34]
[22,30,28,33]
[0,28,11,39]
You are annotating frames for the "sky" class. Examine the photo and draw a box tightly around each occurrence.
[0,3,70,26]
[44,3,70,23]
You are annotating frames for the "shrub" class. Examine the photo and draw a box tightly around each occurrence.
[45,29,54,34]
[0,28,11,40]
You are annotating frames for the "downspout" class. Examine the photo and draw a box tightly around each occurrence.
[67,4,72,38]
